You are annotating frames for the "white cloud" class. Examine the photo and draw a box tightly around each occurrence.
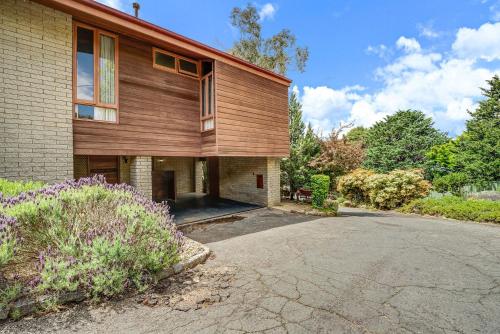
[366,44,391,59]
[417,23,440,38]
[259,3,277,21]
[97,0,127,11]
[452,22,500,61]
[396,36,421,53]
[296,26,500,136]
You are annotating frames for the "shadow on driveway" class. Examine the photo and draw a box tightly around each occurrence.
[184,208,317,244]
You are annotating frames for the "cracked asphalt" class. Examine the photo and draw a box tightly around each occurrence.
[2,207,499,333]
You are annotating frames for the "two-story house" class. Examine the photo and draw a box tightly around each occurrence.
[0,0,290,207]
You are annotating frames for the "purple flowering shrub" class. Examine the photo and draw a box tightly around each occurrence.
[0,175,183,300]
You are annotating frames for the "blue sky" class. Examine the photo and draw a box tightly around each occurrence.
[100,0,500,136]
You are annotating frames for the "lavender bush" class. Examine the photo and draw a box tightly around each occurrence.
[0,175,183,301]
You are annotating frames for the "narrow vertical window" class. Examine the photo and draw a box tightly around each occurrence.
[201,72,214,131]
[76,27,94,101]
[74,23,118,122]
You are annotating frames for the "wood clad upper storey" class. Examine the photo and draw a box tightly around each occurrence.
[73,35,202,156]
[215,61,290,157]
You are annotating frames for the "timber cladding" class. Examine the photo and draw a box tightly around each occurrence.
[73,35,201,156]
[215,61,290,157]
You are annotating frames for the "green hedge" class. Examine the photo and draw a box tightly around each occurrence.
[400,196,500,223]
[311,174,330,208]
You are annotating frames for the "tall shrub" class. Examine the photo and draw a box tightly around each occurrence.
[337,169,374,204]
[311,175,330,208]
[365,169,431,209]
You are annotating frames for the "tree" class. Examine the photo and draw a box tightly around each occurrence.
[425,140,459,179]
[288,92,305,146]
[310,124,365,187]
[363,110,448,173]
[280,94,320,198]
[345,126,368,147]
[455,75,500,184]
[229,4,309,75]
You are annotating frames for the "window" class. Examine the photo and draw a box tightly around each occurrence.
[201,67,214,131]
[153,48,176,72]
[152,47,199,78]
[178,57,199,77]
[74,23,118,122]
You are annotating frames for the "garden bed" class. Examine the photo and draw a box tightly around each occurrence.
[0,176,210,320]
[276,200,338,217]
[400,196,500,223]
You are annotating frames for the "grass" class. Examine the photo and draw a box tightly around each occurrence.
[400,196,500,223]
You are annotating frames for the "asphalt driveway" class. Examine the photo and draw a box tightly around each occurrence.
[2,208,499,333]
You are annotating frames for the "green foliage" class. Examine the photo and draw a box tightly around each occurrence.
[345,126,368,147]
[229,4,309,75]
[425,140,459,179]
[0,179,181,304]
[0,282,22,308]
[432,172,470,196]
[365,170,431,209]
[281,95,320,197]
[363,110,448,173]
[454,75,500,184]
[0,179,44,197]
[322,198,339,215]
[400,196,500,223]
[337,169,374,204]
[310,175,330,208]
[338,169,430,209]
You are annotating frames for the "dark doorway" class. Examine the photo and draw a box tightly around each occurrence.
[152,170,175,202]
[207,157,219,197]
[88,156,119,183]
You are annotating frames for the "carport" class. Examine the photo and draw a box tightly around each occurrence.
[169,193,260,225]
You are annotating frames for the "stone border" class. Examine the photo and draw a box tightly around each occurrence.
[0,240,210,320]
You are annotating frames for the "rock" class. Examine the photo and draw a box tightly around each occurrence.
[142,297,158,307]
[220,282,230,289]
[173,263,184,274]
[58,291,85,304]
[183,280,192,285]
[11,297,38,318]
[219,291,230,298]
[174,303,191,312]
[209,295,221,303]
[0,306,10,320]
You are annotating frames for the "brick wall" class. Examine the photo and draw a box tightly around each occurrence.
[153,157,194,195]
[194,158,204,193]
[219,157,281,206]
[0,0,73,183]
[130,156,152,198]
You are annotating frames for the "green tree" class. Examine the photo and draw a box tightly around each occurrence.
[288,92,305,146]
[363,110,448,173]
[345,126,368,147]
[229,4,309,75]
[455,75,500,184]
[425,140,459,179]
[280,95,320,198]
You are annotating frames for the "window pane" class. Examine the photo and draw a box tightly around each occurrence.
[201,78,206,117]
[76,104,116,122]
[95,107,117,122]
[208,75,212,115]
[75,104,94,120]
[99,34,116,105]
[155,51,175,69]
[179,58,198,76]
[76,27,94,101]
[203,118,214,131]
